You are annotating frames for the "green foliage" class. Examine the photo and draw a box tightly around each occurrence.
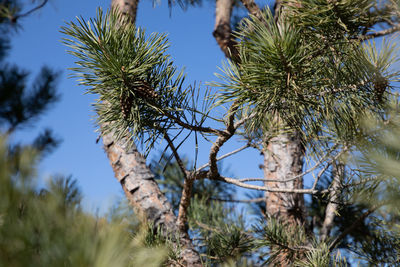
[215,7,397,144]
[61,8,207,152]
[255,217,308,265]
[0,135,168,267]
[285,0,382,38]
[0,65,60,132]
[294,243,348,267]
[0,0,60,153]
[60,1,400,266]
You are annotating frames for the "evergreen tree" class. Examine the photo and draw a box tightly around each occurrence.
[0,0,60,154]
[62,0,400,266]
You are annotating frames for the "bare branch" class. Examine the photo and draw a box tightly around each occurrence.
[10,0,48,23]
[211,197,265,203]
[163,134,195,233]
[311,148,348,190]
[215,176,319,194]
[208,103,239,178]
[234,146,342,184]
[162,111,225,136]
[320,162,344,242]
[197,143,251,171]
[164,133,188,179]
[360,24,400,40]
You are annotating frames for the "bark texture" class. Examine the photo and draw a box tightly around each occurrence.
[111,0,139,23]
[102,133,202,266]
[263,132,305,226]
[100,1,202,265]
[213,0,238,60]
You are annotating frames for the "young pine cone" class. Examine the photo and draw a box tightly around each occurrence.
[120,80,158,119]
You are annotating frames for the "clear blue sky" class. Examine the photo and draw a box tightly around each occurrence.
[8,0,274,211]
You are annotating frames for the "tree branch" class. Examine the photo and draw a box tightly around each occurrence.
[208,103,239,178]
[320,162,344,242]
[213,0,239,60]
[360,24,400,40]
[311,148,347,190]
[9,0,48,23]
[211,197,265,203]
[215,176,319,194]
[239,0,263,20]
[163,134,195,233]
[197,143,250,171]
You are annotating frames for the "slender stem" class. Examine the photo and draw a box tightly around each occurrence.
[215,176,319,194]
[11,0,49,22]
[208,103,239,178]
[211,197,265,203]
[320,162,344,242]
[360,24,400,40]
[164,133,188,179]
[197,143,250,171]
[311,148,347,190]
[163,134,194,233]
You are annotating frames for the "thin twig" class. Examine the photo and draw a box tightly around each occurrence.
[163,134,193,233]
[164,133,187,179]
[197,143,251,171]
[208,103,239,178]
[211,197,265,203]
[360,24,400,40]
[216,176,319,194]
[162,111,225,136]
[235,146,342,184]
[320,162,344,242]
[311,148,347,190]
[10,0,48,22]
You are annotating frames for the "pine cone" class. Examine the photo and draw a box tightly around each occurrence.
[133,80,158,99]
[373,75,388,103]
[120,91,134,119]
[120,80,158,119]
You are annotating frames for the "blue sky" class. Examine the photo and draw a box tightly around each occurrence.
[8,0,274,211]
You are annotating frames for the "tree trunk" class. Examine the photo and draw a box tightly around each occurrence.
[102,132,201,266]
[263,132,305,226]
[100,1,202,265]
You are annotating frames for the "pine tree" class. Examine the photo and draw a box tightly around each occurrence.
[62,0,400,265]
